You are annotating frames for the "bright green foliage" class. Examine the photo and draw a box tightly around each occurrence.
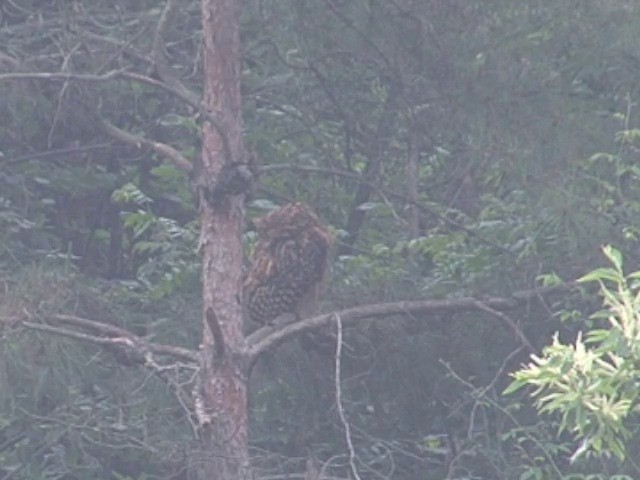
[508,246,640,461]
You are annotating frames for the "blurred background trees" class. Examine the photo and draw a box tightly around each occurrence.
[2,0,640,478]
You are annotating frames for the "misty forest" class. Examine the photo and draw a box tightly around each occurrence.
[3,1,640,479]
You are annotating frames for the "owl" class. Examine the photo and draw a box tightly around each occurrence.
[244,203,333,325]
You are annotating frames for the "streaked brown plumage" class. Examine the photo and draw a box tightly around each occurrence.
[244,203,333,325]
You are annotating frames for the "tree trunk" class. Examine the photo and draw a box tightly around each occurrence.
[195,0,251,479]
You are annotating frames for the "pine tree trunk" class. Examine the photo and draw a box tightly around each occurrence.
[195,0,251,478]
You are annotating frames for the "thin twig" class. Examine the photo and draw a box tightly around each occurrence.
[334,313,362,480]
[47,42,84,148]
[471,301,536,354]
[151,0,177,69]
[143,352,200,437]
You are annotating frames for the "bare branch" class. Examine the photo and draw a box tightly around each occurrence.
[24,314,198,363]
[51,313,136,336]
[5,142,114,165]
[245,283,574,362]
[143,351,200,437]
[0,68,199,109]
[0,70,124,82]
[21,318,200,443]
[145,344,198,364]
[23,312,201,431]
[47,42,84,148]
[23,321,132,348]
[100,118,193,173]
[118,70,200,106]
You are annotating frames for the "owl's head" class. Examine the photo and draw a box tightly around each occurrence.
[253,202,323,239]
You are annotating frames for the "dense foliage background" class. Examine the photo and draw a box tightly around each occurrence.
[2,1,640,478]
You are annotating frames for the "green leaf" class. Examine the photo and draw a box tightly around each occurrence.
[577,268,620,284]
[601,245,622,272]
[503,378,527,395]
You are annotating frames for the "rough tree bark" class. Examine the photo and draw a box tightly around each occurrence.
[195,0,251,478]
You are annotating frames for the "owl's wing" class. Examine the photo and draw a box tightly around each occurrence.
[243,240,276,289]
